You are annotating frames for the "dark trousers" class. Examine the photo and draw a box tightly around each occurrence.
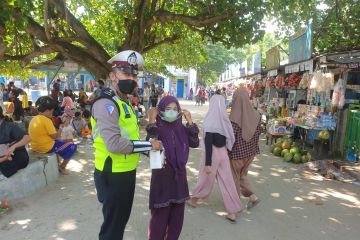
[148,203,185,240]
[0,149,29,178]
[94,169,136,240]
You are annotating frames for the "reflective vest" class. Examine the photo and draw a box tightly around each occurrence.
[91,96,140,172]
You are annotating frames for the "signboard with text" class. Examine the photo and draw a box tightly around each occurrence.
[252,51,262,74]
[266,46,280,70]
[289,22,313,63]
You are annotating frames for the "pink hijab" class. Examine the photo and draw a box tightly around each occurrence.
[229,88,260,142]
[203,95,235,150]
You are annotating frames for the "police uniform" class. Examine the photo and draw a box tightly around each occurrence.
[92,50,152,240]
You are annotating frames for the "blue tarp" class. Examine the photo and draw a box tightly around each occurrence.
[0,76,5,84]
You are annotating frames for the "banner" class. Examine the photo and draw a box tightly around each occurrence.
[266,47,280,70]
[240,60,247,77]
[289,22,313,63]
[252,51,262,74]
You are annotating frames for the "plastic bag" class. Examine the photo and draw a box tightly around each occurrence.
[310,71,323,90]
[299,73,311,89]
[331,78,345,109]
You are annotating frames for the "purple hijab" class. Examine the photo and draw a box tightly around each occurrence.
[156,96,189,171]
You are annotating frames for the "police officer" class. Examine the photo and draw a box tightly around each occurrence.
[91,50,162,240]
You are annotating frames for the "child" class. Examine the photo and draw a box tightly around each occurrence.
[59,115,75,143]
[71,112,86,136]
[146,96,199,240]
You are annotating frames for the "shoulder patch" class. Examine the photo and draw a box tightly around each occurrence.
[105,104,115,115]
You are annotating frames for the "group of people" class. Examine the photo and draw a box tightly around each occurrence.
[88,50,261,240]
[1,50,262,239]
[0,82,30,122]
[193,87,229,106]
[0,80,96,212]
[188,89,261,221]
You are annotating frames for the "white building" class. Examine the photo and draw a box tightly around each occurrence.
[219,62,246,83]
[163,66,197,98]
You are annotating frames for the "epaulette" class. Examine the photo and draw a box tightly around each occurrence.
[101,88,116,98]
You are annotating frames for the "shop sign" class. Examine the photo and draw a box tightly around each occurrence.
[240,60,248,77]
[63,61,79,72]
[252,51,262,74]
[337,63,360,69]
[289,22,313,63]
[266,47,280,70]
[285,59,313,74]
[267,69,278,77]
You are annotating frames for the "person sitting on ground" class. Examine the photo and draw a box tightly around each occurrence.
[61,89,75,117]
[0,83,4,111]
[71,112,87,136]
[0,107,31,178]
[10,89,24,122]
[78,88,89,105]
[59,115,75,143]
[20,89,29,110]
[28,96,77,175]
[80,104,91,130]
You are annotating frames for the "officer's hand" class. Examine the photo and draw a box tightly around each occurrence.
[150,139,162,151]
[148,107,158,124]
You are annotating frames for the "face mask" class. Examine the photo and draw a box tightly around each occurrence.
[117,79,137,94]
[160,110,179,123]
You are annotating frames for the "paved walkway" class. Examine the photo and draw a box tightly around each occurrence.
[1,100,359,240]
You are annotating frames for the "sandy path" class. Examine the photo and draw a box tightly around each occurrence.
[1,101,359,240]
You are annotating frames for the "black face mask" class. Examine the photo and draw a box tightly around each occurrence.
[117,79,137,94]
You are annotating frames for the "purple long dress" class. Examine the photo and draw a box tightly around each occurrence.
[146,123,199,209]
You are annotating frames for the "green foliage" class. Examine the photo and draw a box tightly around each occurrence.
[197,44,245,86]
[267,0,360,52]
[1,0,267,79]
[1,0,359,80]
[0,61,45,79]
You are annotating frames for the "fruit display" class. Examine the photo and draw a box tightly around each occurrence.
[274,74,285,89]
[286,73,301,88]
[269,137,311,164]
[318,130,330,141]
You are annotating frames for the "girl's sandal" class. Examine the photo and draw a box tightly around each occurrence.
[247,199,261,210]
[0,207,9,215]
[225,215,237,224]
[186,200,197,208]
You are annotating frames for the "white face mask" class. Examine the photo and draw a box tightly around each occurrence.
[160,110,179,123]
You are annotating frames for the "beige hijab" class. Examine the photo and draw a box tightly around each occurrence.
[203,95,235,150]
[229,88,261,142]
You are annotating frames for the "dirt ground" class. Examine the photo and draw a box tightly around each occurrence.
[1,101,359,240]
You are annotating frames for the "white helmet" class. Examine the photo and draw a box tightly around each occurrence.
[108,50,144,75]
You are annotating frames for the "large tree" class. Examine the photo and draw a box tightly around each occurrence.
[268,0,360,53]
[0,0,266,79]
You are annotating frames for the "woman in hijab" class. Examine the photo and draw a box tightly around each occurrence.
[229,88,261,209]
[188,95,242,223]
[146,96,199,240]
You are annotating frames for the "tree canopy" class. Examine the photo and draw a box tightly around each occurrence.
[268,0,360,53]
[0,0,359,80]
[0,0,265,79]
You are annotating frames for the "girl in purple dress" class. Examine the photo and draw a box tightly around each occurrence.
[146,96,199,240]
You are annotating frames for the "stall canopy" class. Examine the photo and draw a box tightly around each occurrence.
[30,55,95,92]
